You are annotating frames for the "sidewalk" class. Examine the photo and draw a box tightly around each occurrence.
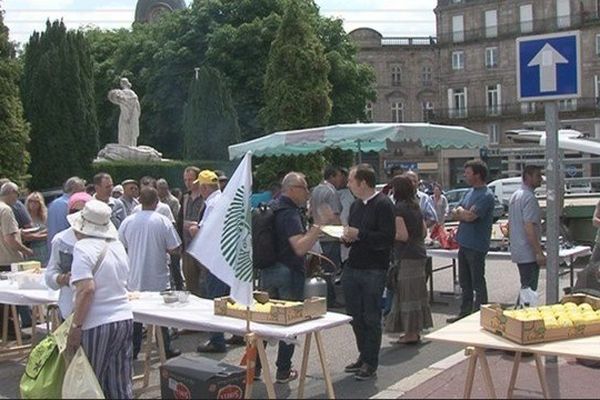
[372,348,600,399]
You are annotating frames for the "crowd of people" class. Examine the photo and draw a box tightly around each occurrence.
[0,158,553,397]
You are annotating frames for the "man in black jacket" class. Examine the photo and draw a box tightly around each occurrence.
[341,164,396,381]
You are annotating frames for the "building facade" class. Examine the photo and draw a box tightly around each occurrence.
[351,0,600,187]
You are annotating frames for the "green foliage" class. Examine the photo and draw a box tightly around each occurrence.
[182,66,241,160]
[0,5,30,183]
[260,1,331,132]
[21,20,99,189]
[91,159,233,189]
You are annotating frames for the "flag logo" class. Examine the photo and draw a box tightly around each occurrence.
[220,187,253,283]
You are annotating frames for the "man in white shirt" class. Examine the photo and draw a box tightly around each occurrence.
[131,176,175,223]
[189,170,229,353]
[92,172,126,228]
[119,187,182,359]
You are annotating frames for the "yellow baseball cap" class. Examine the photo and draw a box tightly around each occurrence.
[194,170,219,184]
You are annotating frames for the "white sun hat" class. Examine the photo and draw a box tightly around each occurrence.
[67,200,118,240]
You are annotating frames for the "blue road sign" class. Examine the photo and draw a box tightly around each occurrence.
[516,31,581,101]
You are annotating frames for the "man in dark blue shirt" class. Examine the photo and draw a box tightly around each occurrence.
[447,160,495,323]
[258,172,321,384]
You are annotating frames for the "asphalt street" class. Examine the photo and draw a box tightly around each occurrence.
[0,256,588,399]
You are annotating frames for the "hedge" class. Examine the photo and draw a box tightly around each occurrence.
[90,159,235,190]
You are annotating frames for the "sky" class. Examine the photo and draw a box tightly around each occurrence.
[3,0,438,45]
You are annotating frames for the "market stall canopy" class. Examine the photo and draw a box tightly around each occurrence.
[228,123,488,160]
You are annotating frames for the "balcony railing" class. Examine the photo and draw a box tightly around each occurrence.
[439,12,600,45]
[381,37,437,46]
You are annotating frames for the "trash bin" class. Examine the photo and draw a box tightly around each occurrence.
[160,353,246,399]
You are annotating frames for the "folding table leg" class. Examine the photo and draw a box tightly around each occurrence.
[155,326,167,364]
[534,354,550,399]
[255,337,276,399]
[506,351,522,398]
[2,305,8,344]
[142,325,154,388]
[476,347,496,399]
[10,305,22,346]
[463,347,478,399]
[315,331,335,399]
[297,333,312,399]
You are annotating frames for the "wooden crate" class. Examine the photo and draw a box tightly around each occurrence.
[481,294,600,344]
[214,295,326,326]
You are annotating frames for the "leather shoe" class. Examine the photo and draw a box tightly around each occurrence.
[166,348,181,359]
[196,342,227,353]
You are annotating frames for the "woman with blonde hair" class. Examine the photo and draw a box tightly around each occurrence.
[25,192,49,265]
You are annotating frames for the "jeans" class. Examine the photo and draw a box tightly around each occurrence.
[169,254,184,291]
[258,263,305,373]
[206,271,230,348]
[517,262,540,291]
[320,241,340,307]
[342,267,386,369]
[458,247,488,316]
[133,323,171,359]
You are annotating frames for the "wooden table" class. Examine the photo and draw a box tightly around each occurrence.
[130,292,352,399]
[426,312,600,399]
[426,246,591,303]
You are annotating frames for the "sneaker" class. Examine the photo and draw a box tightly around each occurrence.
[354,364,377,381]
[275,369,298,384]
[344,359,364,373]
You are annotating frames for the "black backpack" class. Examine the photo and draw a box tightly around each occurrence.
[251,203,278,269]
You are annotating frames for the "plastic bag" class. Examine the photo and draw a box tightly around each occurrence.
[62,347,105,399]
[518,287,539,308]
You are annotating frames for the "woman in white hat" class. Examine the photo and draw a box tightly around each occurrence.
[65,200,134,399]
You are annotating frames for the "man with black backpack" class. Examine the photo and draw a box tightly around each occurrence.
[255,172,322,384]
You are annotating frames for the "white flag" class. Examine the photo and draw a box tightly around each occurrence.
[187,152,253,306]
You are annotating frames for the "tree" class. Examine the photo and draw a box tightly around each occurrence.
[183,66,241,160]
[0,3,30,183]
[21,21,99,189]
[259,1,331,132]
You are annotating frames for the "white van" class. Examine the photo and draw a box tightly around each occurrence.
[488,177,546,206]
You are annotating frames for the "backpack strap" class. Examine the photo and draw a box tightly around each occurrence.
[91,240,110,276]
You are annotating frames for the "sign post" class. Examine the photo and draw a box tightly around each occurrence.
[516,31,581,306]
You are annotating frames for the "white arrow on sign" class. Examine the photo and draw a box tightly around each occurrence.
[527,43,568,92]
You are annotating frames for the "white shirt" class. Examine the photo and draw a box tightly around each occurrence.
[119,211,181,291]
[198,190,222,228]
[45,228,77,318]
[132,201,175,223]
[70,238,133,330]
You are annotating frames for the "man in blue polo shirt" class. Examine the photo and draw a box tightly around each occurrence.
[447,160,495,323]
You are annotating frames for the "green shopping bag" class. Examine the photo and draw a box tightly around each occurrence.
[20,315,72,399]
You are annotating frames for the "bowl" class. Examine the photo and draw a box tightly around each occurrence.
[177,290,190,303]
[161,291,178,304]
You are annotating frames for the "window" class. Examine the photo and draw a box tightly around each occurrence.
[365,103,373,121]
[557,0,570,28]
[595,76,600,108]
[488,124,499,145]
[421,66,432,84]
[520,4,533,33]
[452,51,464,70]
[485,10,498,38]
[448,88,467,118]
[421,101,434,121]
[391,65,401,86]
[521,102,536,114]
[452,15,464,42]
[559,99,577,111]
[391,102,404,122]
[485,47,498,68]
[596,34,600,56]
[486,84,501,115]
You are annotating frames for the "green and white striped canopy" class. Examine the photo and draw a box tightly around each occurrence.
[228,123,488,160]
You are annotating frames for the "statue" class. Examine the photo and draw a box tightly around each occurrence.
[108,78,141,147]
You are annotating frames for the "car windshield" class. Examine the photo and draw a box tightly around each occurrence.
[446,190,466,203]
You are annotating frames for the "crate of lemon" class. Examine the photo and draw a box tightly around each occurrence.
[481,294,600,344]
[214,292,327,326]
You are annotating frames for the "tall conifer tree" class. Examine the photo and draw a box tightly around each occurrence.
[0,3,30,182]
[260,1,331,132]
[182,66,241,160]
[22,20,99,189]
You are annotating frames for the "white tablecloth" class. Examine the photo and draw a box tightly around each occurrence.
[130,292,352,341]
[427,245,591,265]
[0,281,58,306]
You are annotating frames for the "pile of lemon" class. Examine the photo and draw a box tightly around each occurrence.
[227,300,303,313]
[503,302,600,329]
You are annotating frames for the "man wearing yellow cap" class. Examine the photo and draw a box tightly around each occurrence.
[189,170,230,353]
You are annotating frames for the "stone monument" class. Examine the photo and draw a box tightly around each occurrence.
[96,77,162,162]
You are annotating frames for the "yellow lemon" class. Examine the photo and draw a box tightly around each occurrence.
[537,305,552,312]
[578,303,594,312]
[503,310,516,318]
[544,318,560,329]
[563,302,578,309]
[556,316,574,327]
[551,304,565,312]
[570,314,587,326]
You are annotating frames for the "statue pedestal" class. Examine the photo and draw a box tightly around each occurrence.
[95,143,164,163]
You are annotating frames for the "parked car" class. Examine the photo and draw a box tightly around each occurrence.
[487,176,546,207]
[445,188,504,222]
[565,181,592,194]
